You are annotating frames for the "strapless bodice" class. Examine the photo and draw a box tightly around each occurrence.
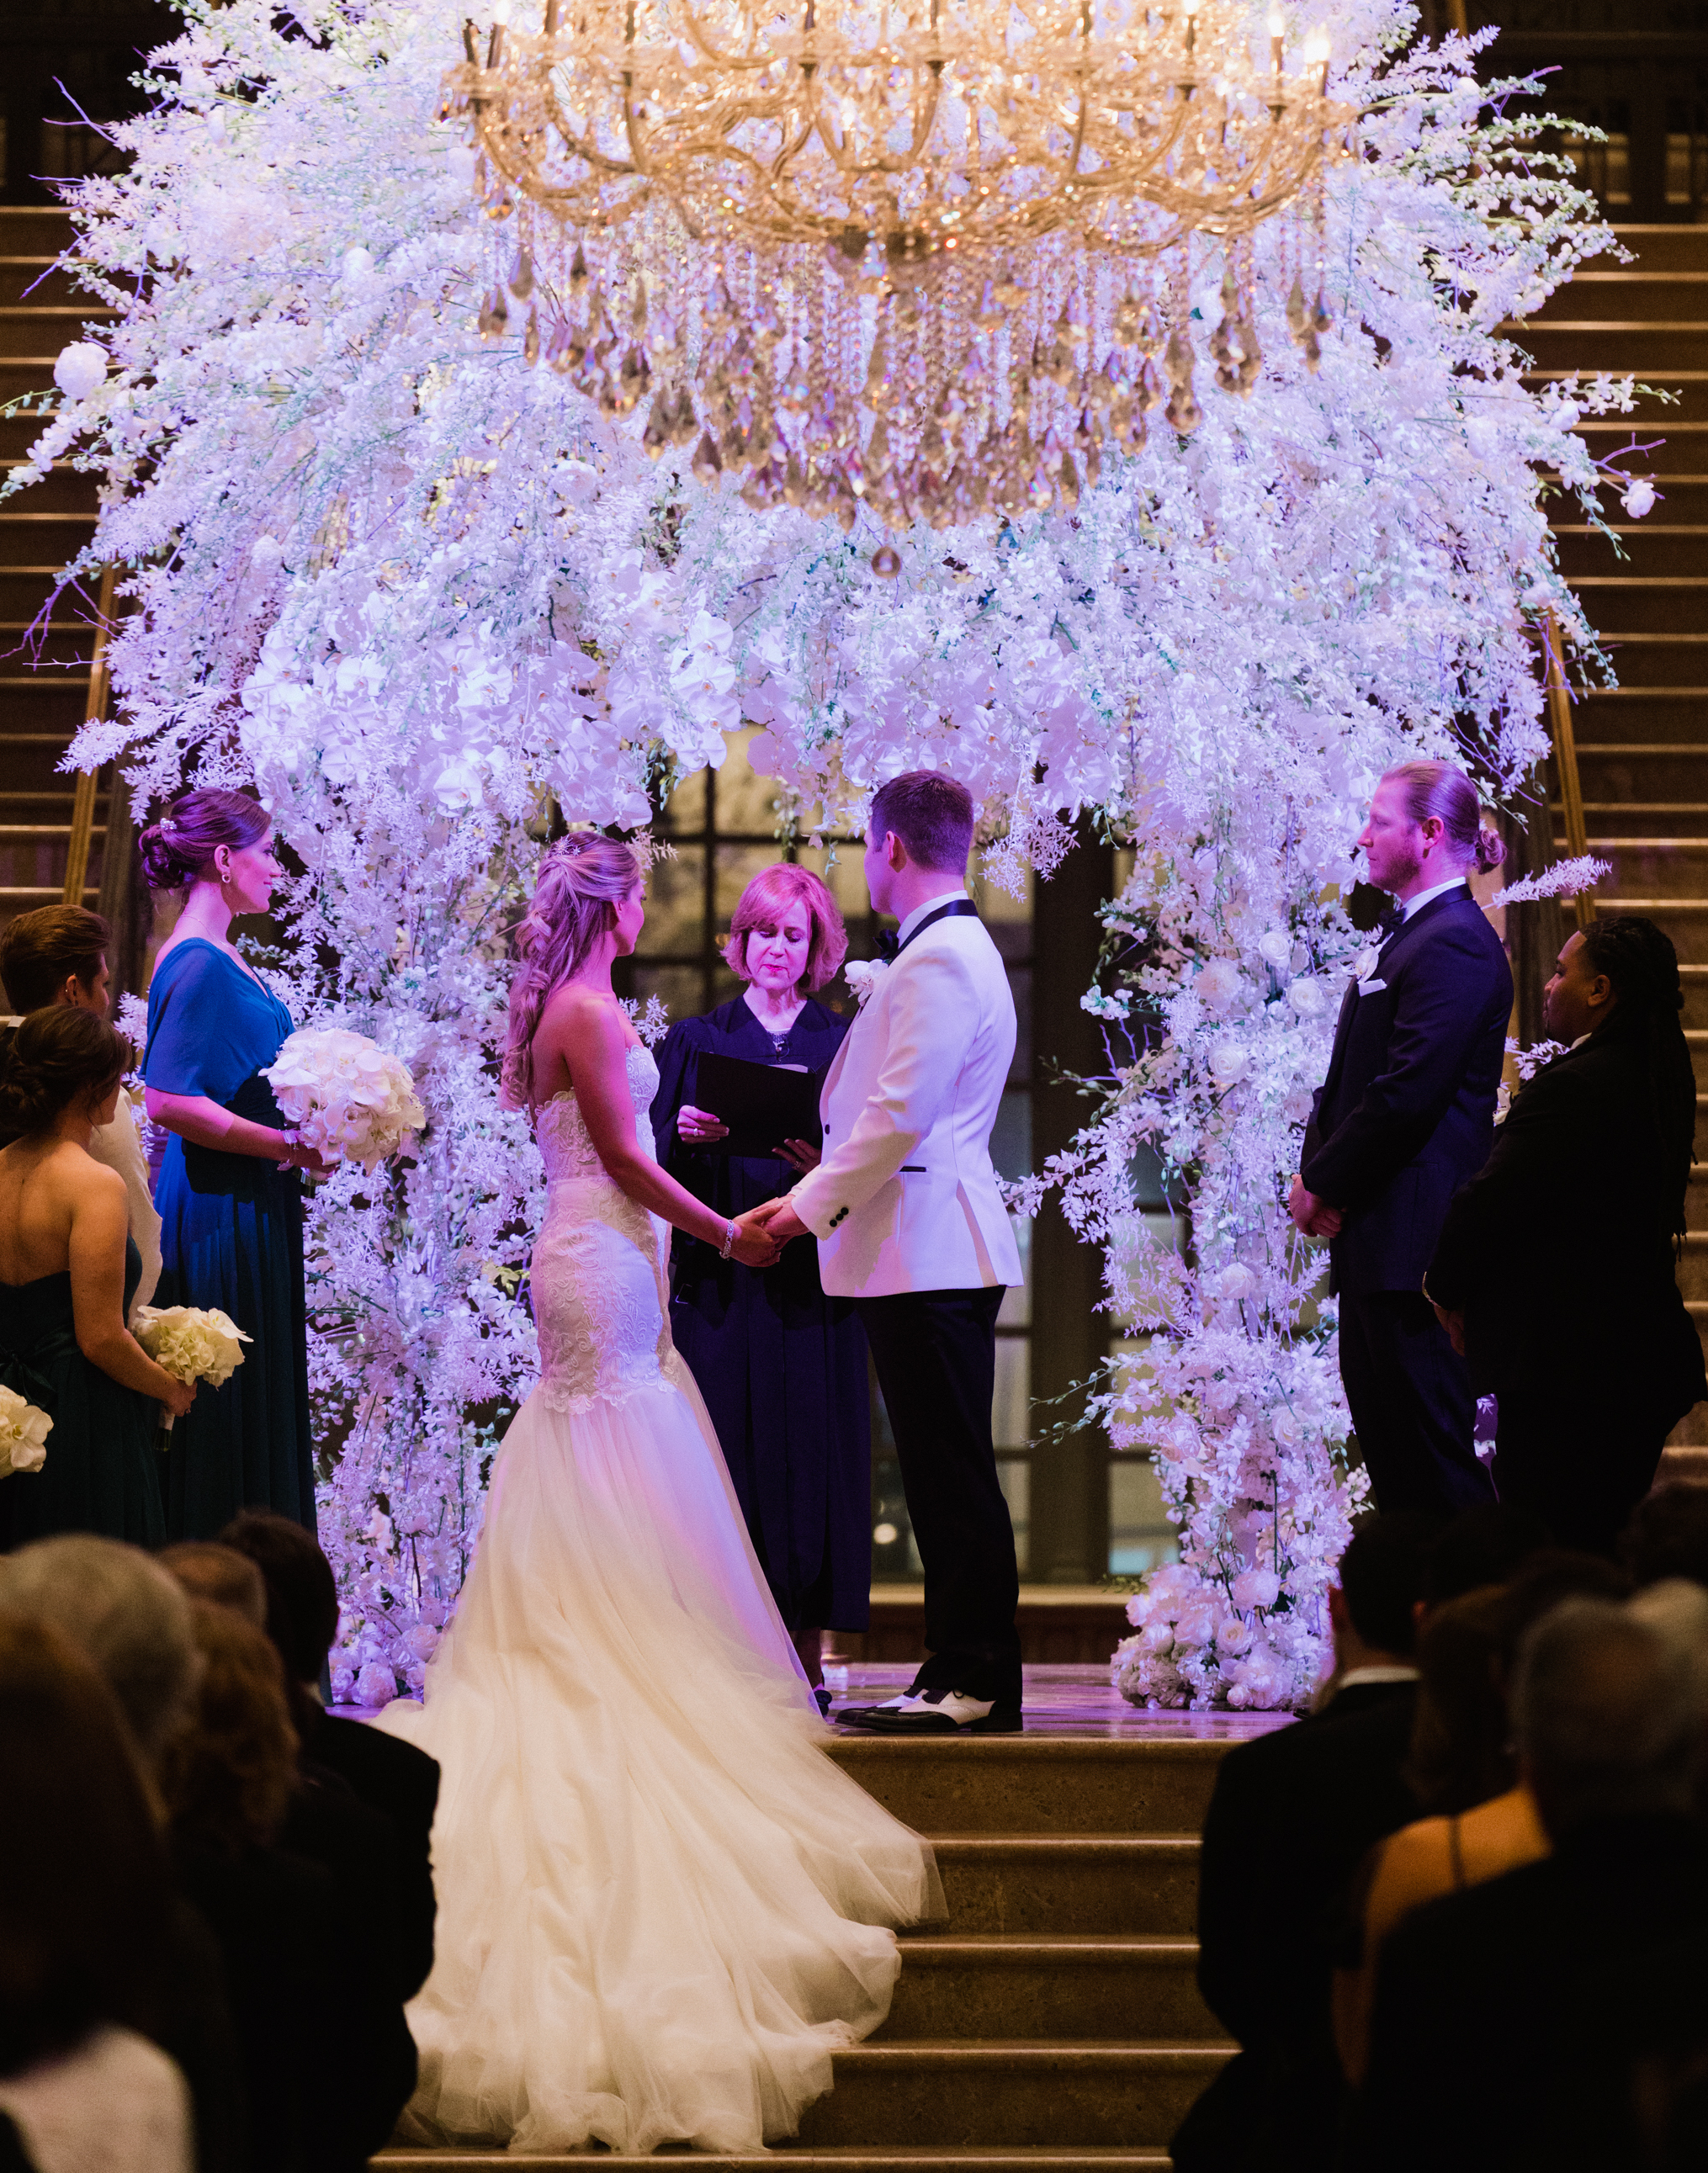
[535,1044,660,1185]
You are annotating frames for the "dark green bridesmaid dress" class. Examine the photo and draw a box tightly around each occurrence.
[0,1234,166,1549]
[144,938,315,1540]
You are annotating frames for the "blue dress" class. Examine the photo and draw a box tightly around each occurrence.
[650,997,871,1635]
[144,938,315,1539]
[0,1235,164,1549]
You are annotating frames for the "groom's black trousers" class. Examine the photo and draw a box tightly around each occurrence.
[857,1284,1022,1709]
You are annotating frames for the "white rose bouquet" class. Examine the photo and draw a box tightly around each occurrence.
[0,1385,52,1477]
[262,1028,425,1173]
[132,1305,252,1432]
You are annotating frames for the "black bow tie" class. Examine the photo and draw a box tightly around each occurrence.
[1376,907,1404,942]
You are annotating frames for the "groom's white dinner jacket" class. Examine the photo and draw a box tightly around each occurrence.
[790,896,1024,1299]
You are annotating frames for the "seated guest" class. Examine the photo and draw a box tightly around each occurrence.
[160,1540,421,2160]
[0,1609,191,2173]
[1621,1479,1708,1592]
[0,1539,247,2173]
[159,1542,267,1626]
[0,1010,195,1547]
[1170,1513,1436,2173]
[220,1508,439,1998]
[1428,916,1706,1556]
[1347,1595,1708,2172]
[0,904,162,1316]
[1334,1552,1626,2081]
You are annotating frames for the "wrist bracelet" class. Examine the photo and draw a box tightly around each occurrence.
[719,1219,739,1259]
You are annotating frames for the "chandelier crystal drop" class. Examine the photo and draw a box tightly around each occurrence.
[446,2,1356,537]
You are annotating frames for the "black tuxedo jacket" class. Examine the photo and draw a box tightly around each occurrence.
[305,1706,440,1999]
[1427,1020,1706,1423]
[1171,1680,1420,2173]
[1302,888,1512,1295]
[1346,1811,1708,2173]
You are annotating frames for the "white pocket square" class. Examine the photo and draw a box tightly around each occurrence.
[1357,978,1388,996]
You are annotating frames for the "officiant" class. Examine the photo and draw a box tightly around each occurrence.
[650,865,870,1704]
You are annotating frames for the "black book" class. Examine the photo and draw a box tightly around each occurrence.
[692,1051,825,1159]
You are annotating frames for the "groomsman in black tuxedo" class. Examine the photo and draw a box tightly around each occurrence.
[1292,761,1511,1517]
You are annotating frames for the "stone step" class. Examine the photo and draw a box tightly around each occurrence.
[0,512,98,570]
[375,2152,1172,2170]
[1524,325,1708,374]
[1604,226,1708,274]
[1572,580,1708,638]
[926,1836,1201,1937]
[0,461,98,514]
[1532,270,1708,323]
[1557,839,1708,894]
[1592,896,1708,963]
[824,1737,1225,1837]
[1586,639,1708,691]
[879,1937,1213,2044]
[793,2043,1230,2149]
[1556,526,1708,579]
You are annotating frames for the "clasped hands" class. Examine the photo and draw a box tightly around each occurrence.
[1286,1174,1343,1242]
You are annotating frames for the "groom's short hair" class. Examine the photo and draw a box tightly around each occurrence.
[869,773,974,873]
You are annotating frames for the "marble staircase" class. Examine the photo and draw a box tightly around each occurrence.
[1529,223,1708,1456]
[374,1670,1283,2172]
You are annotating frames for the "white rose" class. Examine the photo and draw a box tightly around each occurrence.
[1207,1037,1248,1085]
[1196,957,1243,1015]
[1288,977,1325,1018]
[1256,930,1292,969]
[1232,1566,1282,1612]
[1217,1264,1255,1301]
[54,342,108,401]
[1173,1597,1220,1649]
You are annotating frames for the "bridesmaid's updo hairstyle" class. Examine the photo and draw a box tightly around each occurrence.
[138,788,270,893]
[0,1006,129,1140]
[1380,761,1505,875]
[502,834,644,1110]
[724,865,849,991]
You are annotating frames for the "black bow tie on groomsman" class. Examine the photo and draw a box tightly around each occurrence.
[873,898,979,965]
[1376,904,1406,943]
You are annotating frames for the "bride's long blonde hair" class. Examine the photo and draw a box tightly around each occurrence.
[502,835,643,1110]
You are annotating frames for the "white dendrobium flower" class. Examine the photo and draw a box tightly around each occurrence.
[1621,476,1658,518]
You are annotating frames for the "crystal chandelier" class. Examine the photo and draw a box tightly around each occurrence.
[446,2,1356,543]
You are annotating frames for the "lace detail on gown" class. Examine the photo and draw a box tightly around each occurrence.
[531,1045,676,1415]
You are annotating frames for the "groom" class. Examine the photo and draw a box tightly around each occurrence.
[743,773,1025,1733]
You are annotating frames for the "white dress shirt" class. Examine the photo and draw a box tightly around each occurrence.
[1401,877,1467,922]
[893,886,971,949]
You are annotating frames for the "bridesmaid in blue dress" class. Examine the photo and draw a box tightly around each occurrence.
[138,790,330,1539]
[650,865,871,1703]
[0,1008,193,1547]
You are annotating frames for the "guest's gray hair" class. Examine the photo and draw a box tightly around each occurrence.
[1512,1595,1708,1836]
[0,1536,201,1770]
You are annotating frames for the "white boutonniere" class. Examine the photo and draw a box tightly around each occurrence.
[1352,946,1381,983]
[844,959,890,1008]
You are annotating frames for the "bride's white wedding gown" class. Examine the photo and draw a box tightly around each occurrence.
[378,1045,938,2154]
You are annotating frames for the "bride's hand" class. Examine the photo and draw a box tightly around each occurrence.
[729,1221,782,1269]
[678,1104,729,1146]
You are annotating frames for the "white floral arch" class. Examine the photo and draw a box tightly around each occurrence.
[15,0,1632,1704]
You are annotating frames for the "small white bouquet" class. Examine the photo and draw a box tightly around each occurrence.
[132,1305,252,1431]
[262,1027,425,1172]
[0,1384,52,1477]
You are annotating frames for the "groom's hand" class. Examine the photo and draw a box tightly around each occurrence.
[743,1197,810,1244]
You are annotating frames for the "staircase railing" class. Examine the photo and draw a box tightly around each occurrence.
[1542,609,1594,935]
[60,562,115,907]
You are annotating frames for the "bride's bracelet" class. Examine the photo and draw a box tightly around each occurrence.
[719,1219,739,1259]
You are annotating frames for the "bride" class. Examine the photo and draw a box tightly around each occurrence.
[379,834,939,2155]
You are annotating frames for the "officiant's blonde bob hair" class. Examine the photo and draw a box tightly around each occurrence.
[723,865,848,992]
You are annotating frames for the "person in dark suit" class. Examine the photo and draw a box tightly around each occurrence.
[219,1510,440,2000]
[1346,1594,1708,2173]
[1170,1513,1437,2173]
[1292,760,1512,1518]
[1428,916,1705,1557]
